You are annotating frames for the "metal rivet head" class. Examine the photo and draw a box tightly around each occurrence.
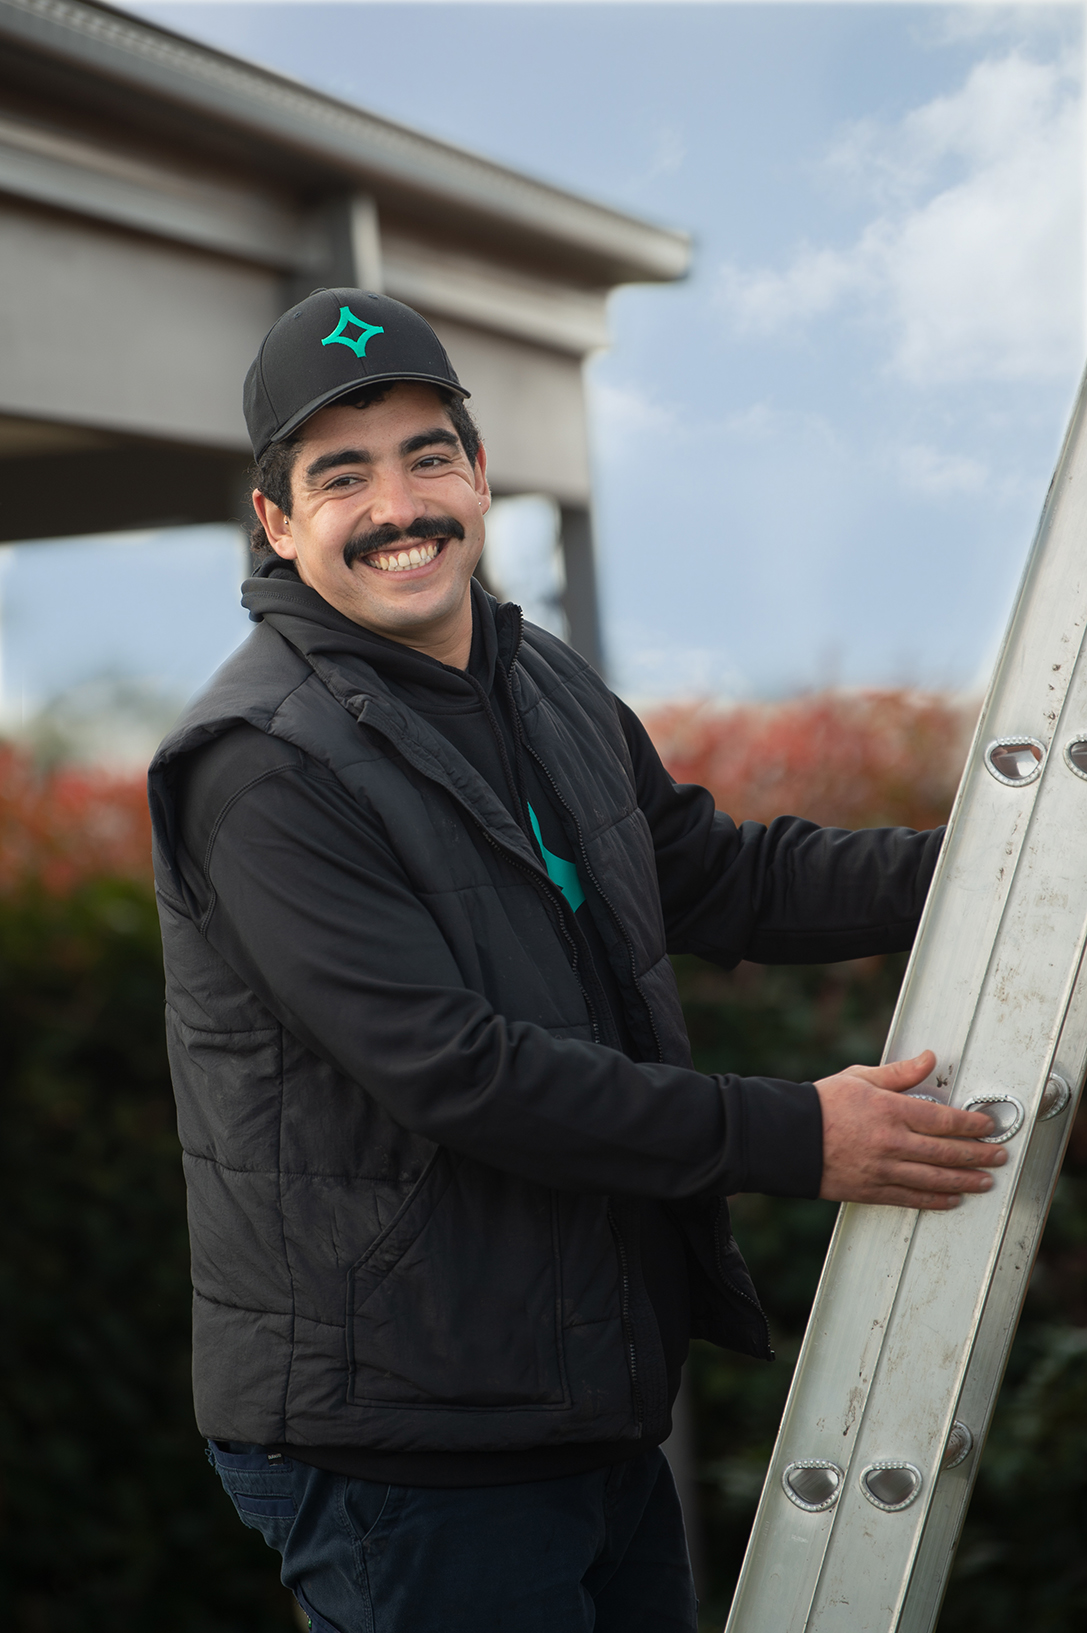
[781,1460,843,1512]
[860,1462,923,1511]
[942,1421,973,1470]
[1040,1073,1071,1121]
[985,737,1045,786]
[962,1093,1025,1143]
[1064,739,1087,780]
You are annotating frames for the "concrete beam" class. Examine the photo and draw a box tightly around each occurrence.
[0,440,251,544]
[0,0,690,289]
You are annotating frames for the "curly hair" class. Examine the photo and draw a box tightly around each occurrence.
[247,383,482,558]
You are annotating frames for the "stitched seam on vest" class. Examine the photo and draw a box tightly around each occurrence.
[166,1003,278,1042]
[194,1289,311,1319]
[275,1023,296,1441]
[411,880,573,903]
[339,1398,574,1417]
[197,763,305,931]
[184,1152,432,1181]
[169,1024,278,1041]
[514,649,605,712]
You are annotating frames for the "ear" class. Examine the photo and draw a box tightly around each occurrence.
[473,445,491,517]
[252,490,297,560]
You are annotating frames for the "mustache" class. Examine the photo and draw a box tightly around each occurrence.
[342,515,465,568]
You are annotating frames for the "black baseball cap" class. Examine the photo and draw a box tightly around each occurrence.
[243,288,469,460]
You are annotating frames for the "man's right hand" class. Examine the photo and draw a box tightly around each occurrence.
[815,1050,1008,1210]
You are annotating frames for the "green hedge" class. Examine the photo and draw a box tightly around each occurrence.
[1,889,1084,1628]
[0,881,297,1632]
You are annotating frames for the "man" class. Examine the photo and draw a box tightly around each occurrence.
[148,289,1003,1632]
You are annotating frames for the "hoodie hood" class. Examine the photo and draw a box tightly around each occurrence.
[240,558,523,708]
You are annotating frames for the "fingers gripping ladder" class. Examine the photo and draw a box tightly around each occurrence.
[724,371,1087,1633]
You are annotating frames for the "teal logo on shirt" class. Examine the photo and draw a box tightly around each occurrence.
[527,803,585,914]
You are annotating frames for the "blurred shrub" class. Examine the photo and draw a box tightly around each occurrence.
[0,743,152,894]
[646,688,974,830]
[646,696,1087,1632]
[2,692,1084,1631]
[0,752,295,1631]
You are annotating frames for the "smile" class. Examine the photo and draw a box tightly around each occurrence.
[363,539,444,573]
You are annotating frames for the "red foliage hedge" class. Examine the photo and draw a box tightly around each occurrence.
[644,690,977,832]
[0,689,976,896]
[0,744,152,896]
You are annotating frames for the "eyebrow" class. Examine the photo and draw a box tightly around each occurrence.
[304,427,460,483]
[401,427,460,457]
[304,448,368,481]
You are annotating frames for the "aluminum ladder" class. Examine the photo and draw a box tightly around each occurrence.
[723,367,1087,1633]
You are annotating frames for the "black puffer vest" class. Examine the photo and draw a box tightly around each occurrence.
[149,602,767,1451]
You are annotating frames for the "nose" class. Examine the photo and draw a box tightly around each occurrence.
[366,466,424,531]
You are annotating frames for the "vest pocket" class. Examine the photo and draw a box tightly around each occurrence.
[346,1153,569,1409]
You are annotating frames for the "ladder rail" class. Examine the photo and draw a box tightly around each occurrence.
[895,951,1087,1633]
[724,364,1087,1632]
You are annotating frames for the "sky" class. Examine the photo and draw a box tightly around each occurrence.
[2,0,1084,740]
[0,527,250,749]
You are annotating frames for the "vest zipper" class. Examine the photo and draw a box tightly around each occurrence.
[336,693,603,1049]
[522,743,665,1064]
[607,1203,645,1434]
[473,824,602,1047]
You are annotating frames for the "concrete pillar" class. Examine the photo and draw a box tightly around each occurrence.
[558,504,604,676]
[294,193,383,302]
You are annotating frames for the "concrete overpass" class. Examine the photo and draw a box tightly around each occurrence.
[0,0,689,668]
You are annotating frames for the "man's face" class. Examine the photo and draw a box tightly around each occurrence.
[258,383,490,659]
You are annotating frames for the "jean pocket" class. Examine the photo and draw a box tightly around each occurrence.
[209,1443,298,1547]
[294,1586,344,1633]
[232,1492,297,1519]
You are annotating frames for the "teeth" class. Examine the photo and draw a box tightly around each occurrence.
[368,540,440,572]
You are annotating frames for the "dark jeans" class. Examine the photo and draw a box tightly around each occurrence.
[209,1441,698,1632]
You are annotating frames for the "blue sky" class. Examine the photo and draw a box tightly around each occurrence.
[2,1,1083,730]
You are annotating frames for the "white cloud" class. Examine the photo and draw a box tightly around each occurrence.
[606,621,748,704]
[639,124,687,185]
[588,379,678,461]
[718,50,1083,386]
[719,245,863,332]
[896,442,988,497]
[720,402,783,441]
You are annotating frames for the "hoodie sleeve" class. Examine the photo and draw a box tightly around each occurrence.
[170,724,822,1201]
[615,698,943,965]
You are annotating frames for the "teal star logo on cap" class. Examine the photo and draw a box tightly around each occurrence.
[320,306,385,359]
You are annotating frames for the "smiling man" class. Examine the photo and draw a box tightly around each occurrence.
[148,289,1003,1632]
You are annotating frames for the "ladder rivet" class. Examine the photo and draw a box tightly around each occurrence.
[962,1093,1025,1143]
[781,1460,843,1513]
[1063,738,1087,779]
[860,1462,923,1512]
[942,1421,973,1470]
[1039,1073,1071,1121]
[984,736,1045,786]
